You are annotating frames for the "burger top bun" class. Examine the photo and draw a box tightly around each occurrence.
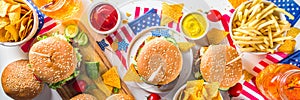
[136,38,182,85]
[70,94,97,100]
[200,45,243,90]
[1,60,43,100]
[29,37,77,83]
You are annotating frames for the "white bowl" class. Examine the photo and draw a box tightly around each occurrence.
[87,2,121,35]
[229,1,286,54]
[0,0,38,46]
[179,12,209,40]
[173,84,223,100]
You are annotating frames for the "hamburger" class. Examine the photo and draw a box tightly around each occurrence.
[29,36,78,89]
[1,60,43,100]
[133,37,183,85]
[200,45,242,90]
[70,94,97,100]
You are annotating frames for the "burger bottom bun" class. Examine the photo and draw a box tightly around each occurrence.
[1,60,43,100]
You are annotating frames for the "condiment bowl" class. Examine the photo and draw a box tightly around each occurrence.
[179,11,209,40]
[87,2,121,35]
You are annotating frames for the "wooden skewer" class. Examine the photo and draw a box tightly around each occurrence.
[30,51,51,58]
[226,53,244,65]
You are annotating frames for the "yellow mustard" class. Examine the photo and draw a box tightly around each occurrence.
[182,13,207,39]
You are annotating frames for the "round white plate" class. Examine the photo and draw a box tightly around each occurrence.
[126,26,193,93]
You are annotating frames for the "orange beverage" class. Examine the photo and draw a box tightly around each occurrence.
[32,0,82,20]
[256,64,300,100]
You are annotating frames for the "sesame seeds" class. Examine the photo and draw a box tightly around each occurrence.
[136,38,183,84]
[28,37,76,83]
[200,45,243,88]
[2,60,43,98]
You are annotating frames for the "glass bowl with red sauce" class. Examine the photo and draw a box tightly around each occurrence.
[88,2,121,34]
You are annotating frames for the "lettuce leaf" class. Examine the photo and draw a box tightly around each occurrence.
[48,70,79,89]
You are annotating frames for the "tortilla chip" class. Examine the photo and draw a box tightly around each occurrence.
[4,0,17,5]
[212,92,222,100]
[287,27,300,38]
[0,1,11,17]
[20,4,30,11]
[21,17,29,28]
[5,24,19,41]
[27,19,33,28]
[228,0,247,8]
[0,17,10,29]
[161,2,183,25]
[18,22,25,37]
[207,28,228,44]
[21,8,27,14]
[243,70,254,82]
[278,40,296,54]
[202,86,209,99]
[4,31,11,41]
[13,0,25,4]
[123,64,143,82]
[204,82,220,99]
[102,67,121,88]
[160,15,174,26]
[0,28,7,42]
[186,80,204,89]
[105,84,113,92]
[8,12,21,24]
[178,42,195,52]
[8,4,20,12]
[17,10,31,23]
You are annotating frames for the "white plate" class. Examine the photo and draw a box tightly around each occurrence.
[126,26,193,93]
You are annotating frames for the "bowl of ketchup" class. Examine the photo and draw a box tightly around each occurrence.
[88,2,121,34]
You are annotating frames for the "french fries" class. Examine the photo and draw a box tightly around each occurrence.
[231,0,294,53]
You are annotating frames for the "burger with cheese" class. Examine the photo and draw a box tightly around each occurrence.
[132,36,183,85]
[29,36,78,89]
[200,45,243,90]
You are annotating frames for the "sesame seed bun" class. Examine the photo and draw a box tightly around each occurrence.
[1,60,43,100]
[136,38,182,85]
[29,37,77,83]
[70,94,97,100]
[200,45,242,90]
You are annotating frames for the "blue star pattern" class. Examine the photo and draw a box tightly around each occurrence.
[280,50,300,67]
[118,39,129,51]
[268,0,300,26]
[151,29,171,37]
[128,8,161,35]
[97,39,109,51]
[27,0,45,33]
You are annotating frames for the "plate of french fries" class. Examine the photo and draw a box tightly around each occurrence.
[229,0,295,54]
